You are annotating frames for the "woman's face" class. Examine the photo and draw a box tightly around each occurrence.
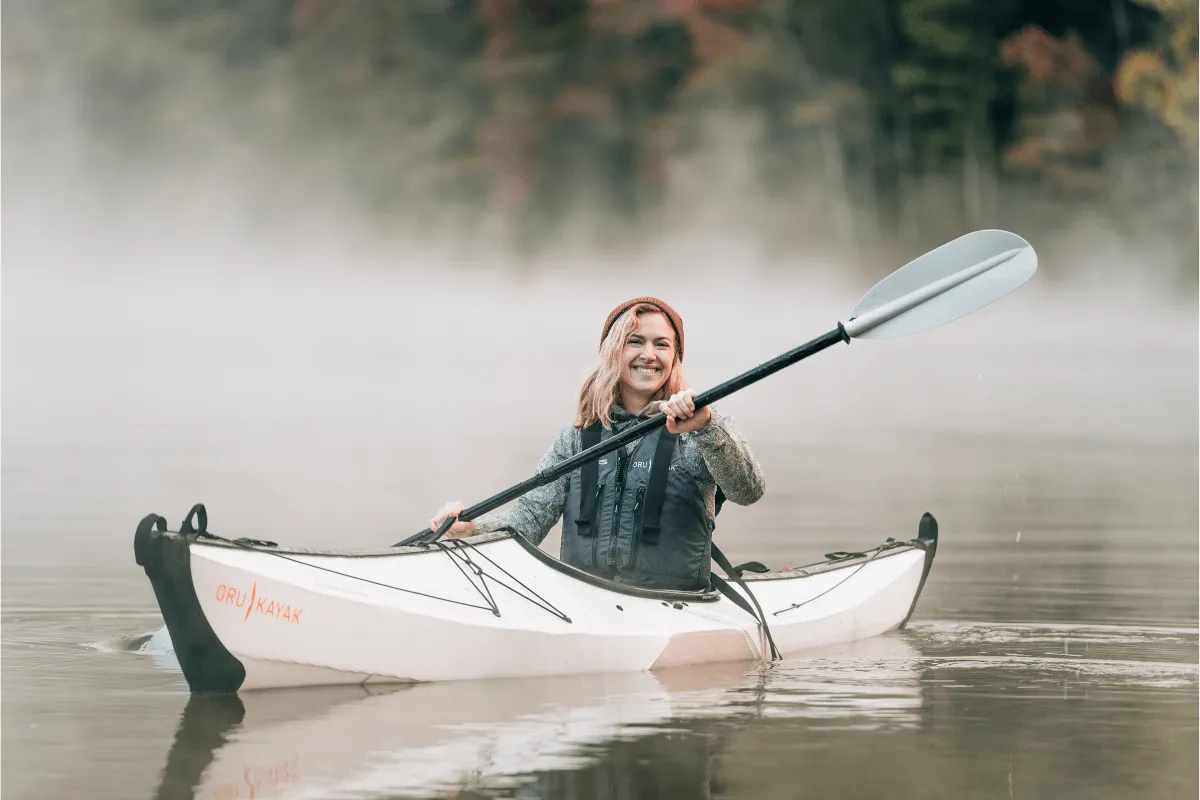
[619,312,676,407]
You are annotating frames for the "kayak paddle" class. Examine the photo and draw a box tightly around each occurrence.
[397,228,1037,547]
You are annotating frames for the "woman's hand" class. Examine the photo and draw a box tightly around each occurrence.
[430,501,476,538]
[660,389,711,434]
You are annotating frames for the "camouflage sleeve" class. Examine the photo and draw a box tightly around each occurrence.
[687,405,766,505]
[473,424,578,546]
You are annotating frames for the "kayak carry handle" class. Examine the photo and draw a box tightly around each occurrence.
[180,504,208,537]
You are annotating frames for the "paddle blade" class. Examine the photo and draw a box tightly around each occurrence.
[846,229,1037,340]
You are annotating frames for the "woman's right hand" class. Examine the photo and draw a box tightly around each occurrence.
[430,501,477,538]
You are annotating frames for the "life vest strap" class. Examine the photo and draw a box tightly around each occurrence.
[637,430,678,546]
[575,422,603,536]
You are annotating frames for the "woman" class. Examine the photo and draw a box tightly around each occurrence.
[430,297,765,591]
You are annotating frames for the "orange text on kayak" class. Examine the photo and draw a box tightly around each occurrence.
[215,582,303,625]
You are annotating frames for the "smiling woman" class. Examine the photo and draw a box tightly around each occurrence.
[578,298,691,429]
[430,297,766,592]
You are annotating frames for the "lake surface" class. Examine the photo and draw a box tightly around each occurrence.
[2,265,1197,799]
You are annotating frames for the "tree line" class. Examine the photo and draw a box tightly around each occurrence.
[9,0,1197,273]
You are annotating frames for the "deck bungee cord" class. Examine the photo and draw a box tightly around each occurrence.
[432,538,572,623]
[770,539,907,617]
[161,504,573,623]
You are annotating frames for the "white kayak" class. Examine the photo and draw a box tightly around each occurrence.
[134,506,938,692]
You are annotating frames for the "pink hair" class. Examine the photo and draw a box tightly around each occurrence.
[575,304,686,429]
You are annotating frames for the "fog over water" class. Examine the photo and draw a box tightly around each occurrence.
[3,211,1195,569]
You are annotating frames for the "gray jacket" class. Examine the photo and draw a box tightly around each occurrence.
[476,404,765,588]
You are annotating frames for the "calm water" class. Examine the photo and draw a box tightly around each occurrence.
[2,267,1197,799]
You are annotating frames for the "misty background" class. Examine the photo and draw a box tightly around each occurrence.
[2,1,1196,592]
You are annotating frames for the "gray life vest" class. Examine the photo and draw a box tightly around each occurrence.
[559,421,714,591]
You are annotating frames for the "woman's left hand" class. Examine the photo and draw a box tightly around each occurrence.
[660,389,711,434]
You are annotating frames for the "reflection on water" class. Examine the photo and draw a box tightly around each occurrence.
[125,626,1196,799]
[145,637,923,799]
[154,694,246,800]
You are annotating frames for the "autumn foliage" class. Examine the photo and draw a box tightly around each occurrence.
[6,0,1193,264]
[1000,26,1120,194]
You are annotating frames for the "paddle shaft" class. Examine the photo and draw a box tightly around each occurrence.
[397,324,849,546]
